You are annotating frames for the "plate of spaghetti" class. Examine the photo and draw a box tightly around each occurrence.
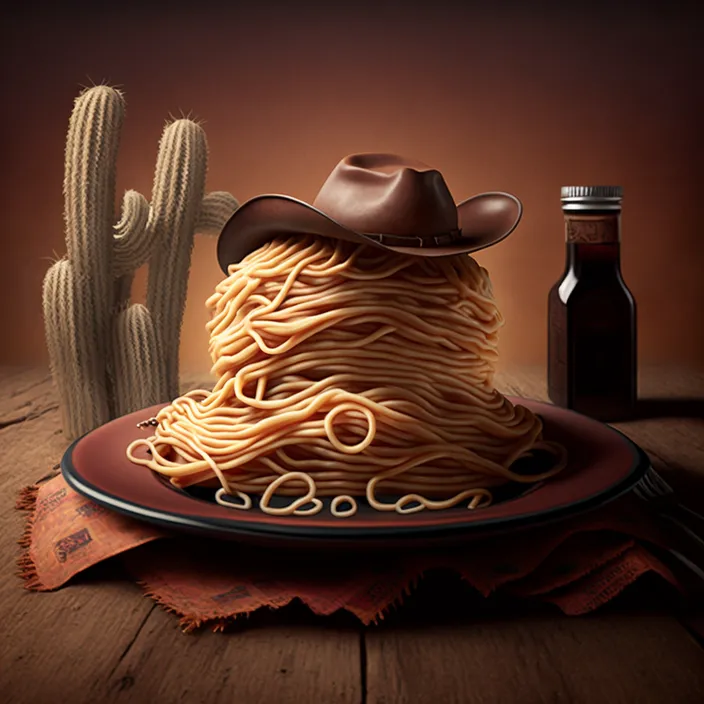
[61,235,649,548]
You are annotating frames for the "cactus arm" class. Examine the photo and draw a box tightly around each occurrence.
[196,191,239,236]
[43,260,76,437]
[43,259,111,441]
[112,189,152,318]
[113,304,167,416]
[146,119,208,399]
[113,189,155,276]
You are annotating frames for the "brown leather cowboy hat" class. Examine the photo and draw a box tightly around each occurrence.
[217,153,522,272]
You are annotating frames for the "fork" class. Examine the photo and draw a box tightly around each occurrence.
[634,466,704,550]
[633,466,704,597]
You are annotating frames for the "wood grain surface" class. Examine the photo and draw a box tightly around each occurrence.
[1,366,703,704]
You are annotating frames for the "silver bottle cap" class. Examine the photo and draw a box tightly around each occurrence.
[561,186,623,212]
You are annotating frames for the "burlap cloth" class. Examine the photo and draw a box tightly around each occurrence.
[16,467,694,633]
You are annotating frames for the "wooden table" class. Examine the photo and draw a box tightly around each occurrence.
[2,366,704,704]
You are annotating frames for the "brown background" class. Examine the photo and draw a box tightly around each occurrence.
[2,1,702,375]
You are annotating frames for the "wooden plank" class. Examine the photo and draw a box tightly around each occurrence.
[98,607,362,704]
[617,367,704,508]
[0,368,56,431]
[366,614,704,704]
[0,368,362,704]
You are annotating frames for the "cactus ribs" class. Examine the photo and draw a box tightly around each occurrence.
[42,85,239,441]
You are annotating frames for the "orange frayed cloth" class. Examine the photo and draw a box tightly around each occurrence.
[16,471,686,632]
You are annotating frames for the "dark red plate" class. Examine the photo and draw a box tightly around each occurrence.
[61,397,649,549]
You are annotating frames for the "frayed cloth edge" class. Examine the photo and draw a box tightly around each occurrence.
[15,484,47,591]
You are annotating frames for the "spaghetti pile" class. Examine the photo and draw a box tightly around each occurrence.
[127,235,566,517]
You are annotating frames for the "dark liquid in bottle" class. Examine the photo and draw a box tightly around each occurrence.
[548,241,637,422]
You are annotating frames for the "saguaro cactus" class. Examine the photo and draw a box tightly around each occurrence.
[43,85,239,441]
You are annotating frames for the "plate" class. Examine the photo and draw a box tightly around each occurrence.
[61,397,649,549]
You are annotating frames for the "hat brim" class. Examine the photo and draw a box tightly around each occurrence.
[216,192,522,273]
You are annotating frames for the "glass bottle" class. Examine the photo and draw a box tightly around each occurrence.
[547,186,637,422]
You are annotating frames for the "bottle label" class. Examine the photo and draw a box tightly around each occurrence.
[565,214,620,244]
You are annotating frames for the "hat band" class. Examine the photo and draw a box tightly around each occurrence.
[364,228,463,248]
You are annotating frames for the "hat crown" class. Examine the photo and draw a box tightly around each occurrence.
[312,154,459,238]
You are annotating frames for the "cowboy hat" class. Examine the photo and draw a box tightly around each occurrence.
[217,153,522,272]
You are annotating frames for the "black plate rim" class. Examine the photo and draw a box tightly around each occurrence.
[60,412,650,543]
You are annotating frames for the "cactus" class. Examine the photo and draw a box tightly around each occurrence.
[43,258,112,439]
[112,304,162,418]
[113,190,152,276]
[145,120,208,400]
[42,85,239,441]
[197,191,242,235]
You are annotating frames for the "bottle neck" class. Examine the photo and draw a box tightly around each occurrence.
[563,212,622,275]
